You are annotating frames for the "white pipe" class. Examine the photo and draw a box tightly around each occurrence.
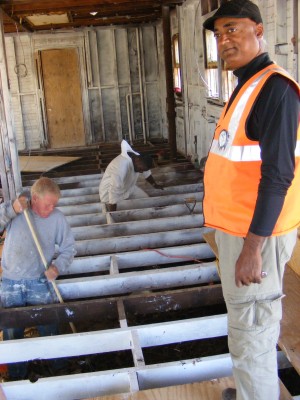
[136,28,147,144]
[126,93,133,144]
[126,92,143,144]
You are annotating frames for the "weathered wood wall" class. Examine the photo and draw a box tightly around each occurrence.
[2,0,299,158]
[4,25,167,151]
[173,0,298,162]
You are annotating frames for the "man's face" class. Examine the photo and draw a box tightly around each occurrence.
[213,17,263,70]
[31,193,59,218]
[133,157,147,173]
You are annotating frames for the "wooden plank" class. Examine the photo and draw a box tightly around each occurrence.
[58,183,202,204]
[0,285,224,329]
[60,186,99,196]
[72,214,203,240]
[59,193,100,206]
[0,315,228,363]
[19,156,81,172]
[58,191,203,215]
[0,366,292,400]
[66,212,107,227]
[67,243,214,274]
[110,203,202,223]
[0,297,119,330]
[123,284,224,315]
[57,262,219,299]
[279,265,300,376]
[22,172,86,188]
[59,202,103,216]
[74,227,211,256]
[115,243,214,269]
[2,369,133,400]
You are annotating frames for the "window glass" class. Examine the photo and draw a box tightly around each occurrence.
[172,34,182,95]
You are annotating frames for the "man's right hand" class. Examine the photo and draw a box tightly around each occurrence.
[13,195,29,214]
[235,232,266,287]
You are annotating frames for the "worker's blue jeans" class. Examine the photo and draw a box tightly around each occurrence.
[1,276,60,380]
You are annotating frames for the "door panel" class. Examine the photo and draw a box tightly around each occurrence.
[41,48,85,148]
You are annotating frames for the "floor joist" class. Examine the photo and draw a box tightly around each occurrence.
[3,162,297,399]
[72,214,204,240]
[74,227,211,256]
[0,285,224,329]
[57,262,219,299]
[63,243,214,275]
[58,191,203,215]
[0,352,292,400]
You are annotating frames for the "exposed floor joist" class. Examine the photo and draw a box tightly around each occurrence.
[0,350,292,400]
[0,285,224,329]
[1,158,299,399]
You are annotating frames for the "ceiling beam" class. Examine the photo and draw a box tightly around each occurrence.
[1,1,162,15]
[23,14,161,31]
[1,7,30,31]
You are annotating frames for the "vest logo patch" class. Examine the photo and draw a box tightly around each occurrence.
[218,130,229,150]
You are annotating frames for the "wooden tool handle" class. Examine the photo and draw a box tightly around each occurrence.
[23,209,77,333]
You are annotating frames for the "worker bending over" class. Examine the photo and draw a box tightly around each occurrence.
[0,177,76,380]
[99,140,163,212]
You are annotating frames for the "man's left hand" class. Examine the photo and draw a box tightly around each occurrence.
[153,183,164,190]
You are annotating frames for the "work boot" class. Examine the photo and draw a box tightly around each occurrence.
[222,388,237,400]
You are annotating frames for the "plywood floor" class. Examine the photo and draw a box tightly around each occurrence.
[84,377,292,400]
[279,265,300,376]
[19,156,81,172]
[287,228,300,276]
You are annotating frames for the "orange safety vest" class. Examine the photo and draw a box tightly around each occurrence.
[203,64,300,237]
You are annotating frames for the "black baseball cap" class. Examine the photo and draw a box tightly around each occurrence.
[203,0,263,31]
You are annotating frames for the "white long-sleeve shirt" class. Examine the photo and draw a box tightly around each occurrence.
[99,140,151,204]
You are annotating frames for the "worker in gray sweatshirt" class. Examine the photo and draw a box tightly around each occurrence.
[0,177,76,380]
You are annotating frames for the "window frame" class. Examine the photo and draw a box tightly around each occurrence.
[172,33,182,96]
[202,1,237,105]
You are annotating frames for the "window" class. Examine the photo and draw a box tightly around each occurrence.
[202,0,237,104]
[172,34,182,95]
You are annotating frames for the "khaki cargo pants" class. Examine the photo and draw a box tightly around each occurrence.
[215,229,297,400]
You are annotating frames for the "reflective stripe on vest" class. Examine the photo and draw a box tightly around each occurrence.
[209,66,295,162]
[210,138,300,162]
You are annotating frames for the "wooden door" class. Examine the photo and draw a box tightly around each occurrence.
[40,48,85,148]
